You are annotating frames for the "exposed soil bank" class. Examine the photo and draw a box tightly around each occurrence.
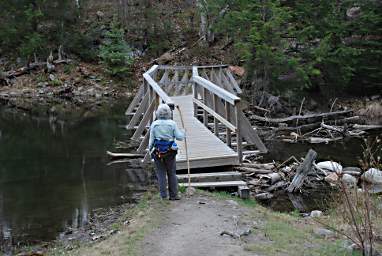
[0,61,136,119]
[20,190,381,256]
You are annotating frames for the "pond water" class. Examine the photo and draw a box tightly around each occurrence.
[0,101,379,252]
[264,136,369,166]
[0,103,150,252]
[259,134,380,212]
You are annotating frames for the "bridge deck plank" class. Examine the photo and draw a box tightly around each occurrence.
[171,95,239,170]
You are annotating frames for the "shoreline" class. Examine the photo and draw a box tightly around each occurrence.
[14,190,382,256]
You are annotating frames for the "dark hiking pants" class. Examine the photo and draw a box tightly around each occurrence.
[152,151,178,199]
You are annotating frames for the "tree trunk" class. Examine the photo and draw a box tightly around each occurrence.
[287,149,317,193]
[197,0,208,43]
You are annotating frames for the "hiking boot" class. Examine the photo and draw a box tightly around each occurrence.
[169,196,181,201]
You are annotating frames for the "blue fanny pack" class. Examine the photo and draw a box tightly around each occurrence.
[154,139,175,154]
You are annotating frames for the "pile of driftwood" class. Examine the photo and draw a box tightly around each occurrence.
[248,104,382,144]
[235,149,382,200]
[0,48,70,86]
[278,122,382,144]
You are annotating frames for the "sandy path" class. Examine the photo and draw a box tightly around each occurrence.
[141,194,254,256]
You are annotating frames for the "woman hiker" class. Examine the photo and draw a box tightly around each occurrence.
[149,104,185,200]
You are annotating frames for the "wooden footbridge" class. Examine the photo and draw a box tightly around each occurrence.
[125,65,267,171]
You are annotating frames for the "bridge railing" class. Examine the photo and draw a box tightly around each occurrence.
[192,66,244,162]
[126,65,176,162]
[125,64,267,164]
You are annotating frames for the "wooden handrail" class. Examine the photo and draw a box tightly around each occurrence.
[196,64,228,69]
[193,98,236,132]
[192,67,240,105]
[143,66,174,106]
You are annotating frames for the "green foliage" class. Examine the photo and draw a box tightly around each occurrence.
[63,63,76,75]
[66,31,100,62]
[178,185,186,193]
[208,0,382,95]
[99,23,134,78]
[19,32,44,58]
[50,79,62,87]
[0,0,89,61]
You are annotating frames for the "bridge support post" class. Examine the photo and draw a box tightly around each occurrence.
[213,94,219,136]
[193,83,198,118]
[202,87,208,126]
[235,105,243,163]
[225,102,232,147]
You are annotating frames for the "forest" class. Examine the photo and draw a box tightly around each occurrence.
[1,0,381,97]
[0,1,381,256]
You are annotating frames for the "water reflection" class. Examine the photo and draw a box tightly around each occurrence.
[0,107,149,251]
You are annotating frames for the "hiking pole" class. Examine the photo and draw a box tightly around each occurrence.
[175,105,195,196]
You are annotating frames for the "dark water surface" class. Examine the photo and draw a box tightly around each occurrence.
[0,103,149,250]
[260,133,381,213]
[0,102,379,251]
[264,136,369,166]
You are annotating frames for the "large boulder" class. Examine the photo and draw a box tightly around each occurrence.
[316,161,343,172]
[362,168,382,184]
[342,174,358,186]
[343,167,362,176]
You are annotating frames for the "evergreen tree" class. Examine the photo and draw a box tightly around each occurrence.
[0,0,87,62]
[207,0,382,95]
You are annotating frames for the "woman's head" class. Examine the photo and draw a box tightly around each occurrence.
[156,104,172,120]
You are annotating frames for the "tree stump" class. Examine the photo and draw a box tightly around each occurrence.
[287,149,317,193]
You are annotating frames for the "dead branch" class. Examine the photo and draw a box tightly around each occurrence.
[287,149,317,193]
[251,110,353,124]
[2,59,72,80]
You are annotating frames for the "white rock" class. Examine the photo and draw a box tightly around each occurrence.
[316,161,343,172]
[313,228,335,238]
[310,210,323,218]
[342,174,358,186]
[226,200,239,206]
[362,168,382,184]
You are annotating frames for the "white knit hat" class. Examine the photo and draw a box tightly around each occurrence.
[156,104,172,120]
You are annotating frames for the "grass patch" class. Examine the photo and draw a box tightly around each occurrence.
[178,184,186,193]
[208,190,257,208]
[47,190,166,256]
[245,210,360,256]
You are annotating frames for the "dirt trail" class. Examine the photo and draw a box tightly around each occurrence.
[140,194,254,256]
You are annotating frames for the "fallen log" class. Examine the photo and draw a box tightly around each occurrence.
[2,59,72,79]
[287,149,318,193]
[258,173,282,185]
[269,116,360,132]
[251,110,352,124]
[241,163,275,170]
[353,124,382,130]
[288,193,308,212]
[255,192,274,200]
[266,180,287,192]
[106,151,144,159]
[235,167,273,174]
[320,123,345,133]
[308,137,343,144]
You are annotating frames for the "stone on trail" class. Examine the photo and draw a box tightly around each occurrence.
[226,200,239,206]
[316,161,343,173]
[310,210,323,218]
[313,228,335,238]
[362,168,382,184]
